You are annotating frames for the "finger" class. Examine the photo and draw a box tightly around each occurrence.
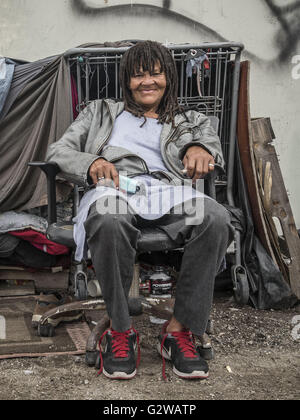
[88,163,96,185]
[208,161,215,172]
[102,165,112,188]
[92,166,104,185]
[182,157,188,175]
[193,159,204,182]
[89,159,105,184]
[202,159,209,177]
[110,167,120,190]
[103,166,114,186]
[95,167,105,185]
[187,157,196,179]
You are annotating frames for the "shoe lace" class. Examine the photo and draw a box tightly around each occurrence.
[160,330,197,381]
[98,327,140,375]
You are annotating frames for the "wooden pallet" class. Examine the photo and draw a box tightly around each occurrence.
[251,118,300,299]
[0,266,69,294]
[237,61,300,299]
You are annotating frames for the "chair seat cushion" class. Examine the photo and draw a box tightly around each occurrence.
[47,222,75,248]
[137,227,178,253]
[47,222,178,253]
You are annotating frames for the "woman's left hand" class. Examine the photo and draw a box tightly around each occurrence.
[182,146,215,182]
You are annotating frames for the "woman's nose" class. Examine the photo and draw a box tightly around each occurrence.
[141,73,155,85]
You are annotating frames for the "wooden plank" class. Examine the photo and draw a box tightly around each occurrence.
[0,280,35,297]
[0,270,38,281]
[237,61,277,263]
[0,266,27,271]
[0,269,69,292]
[251,118,300,299]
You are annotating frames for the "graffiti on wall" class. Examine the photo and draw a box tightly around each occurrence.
[71,0,300,64]
[264,0,300,62]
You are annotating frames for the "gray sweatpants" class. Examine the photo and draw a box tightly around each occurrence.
[84,197,235,336]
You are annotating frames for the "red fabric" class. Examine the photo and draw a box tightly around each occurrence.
[71,75,79,120]
[9,229,69,255]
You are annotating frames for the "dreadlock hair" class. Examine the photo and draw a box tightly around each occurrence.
[119,40,182,127]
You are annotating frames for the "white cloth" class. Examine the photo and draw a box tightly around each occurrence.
[73,111,209,261]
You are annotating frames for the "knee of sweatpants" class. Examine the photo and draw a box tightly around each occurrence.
[84,198,135,236]
[203,199,233,234]
[101,211,135,231]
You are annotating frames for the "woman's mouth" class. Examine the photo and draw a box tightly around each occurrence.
[140,89,157,93]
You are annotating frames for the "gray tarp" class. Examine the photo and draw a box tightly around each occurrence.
[0,54,72,212]
[0,42,134,213]
[0,56,55,121]
[0,58,15,116]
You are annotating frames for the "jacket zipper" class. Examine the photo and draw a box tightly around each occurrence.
[111,155,172,182]
[150,171,173,182]
[110,154,150,175]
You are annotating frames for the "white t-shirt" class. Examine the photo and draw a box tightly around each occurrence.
[106,110,166,173]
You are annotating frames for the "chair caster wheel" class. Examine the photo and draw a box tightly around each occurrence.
[234,271,250,305]
[38,323,55,337]
[85,351,98,367]
[75,273,88,301]
[197,346,215,361]
[232,265,250,305]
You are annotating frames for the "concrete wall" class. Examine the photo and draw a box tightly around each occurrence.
[1,0,299,226]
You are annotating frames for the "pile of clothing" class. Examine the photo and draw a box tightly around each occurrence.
[0,211,69,268]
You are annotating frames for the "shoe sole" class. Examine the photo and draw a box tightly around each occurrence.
[31,313,83,328]
[157,343,209,380]
[103,368,137,380]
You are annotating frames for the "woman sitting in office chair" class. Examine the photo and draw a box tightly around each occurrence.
[47,41,234,380]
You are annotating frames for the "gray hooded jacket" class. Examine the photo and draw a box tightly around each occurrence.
[46,99,224,188]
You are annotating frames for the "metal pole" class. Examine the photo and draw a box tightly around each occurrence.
[67,58,73,122]
[227,50,242,207]
[63,43,244,58]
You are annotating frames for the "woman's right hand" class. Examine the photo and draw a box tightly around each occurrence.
[89,158,119,189]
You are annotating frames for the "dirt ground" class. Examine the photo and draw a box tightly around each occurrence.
[0,293,299,401]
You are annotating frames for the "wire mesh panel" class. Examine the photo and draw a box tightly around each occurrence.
[65,43,243,191]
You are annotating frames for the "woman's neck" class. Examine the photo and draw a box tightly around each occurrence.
[144,110,159,119]
[124,105,159,119]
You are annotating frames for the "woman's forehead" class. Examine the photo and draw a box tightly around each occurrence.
[133,59,163,73]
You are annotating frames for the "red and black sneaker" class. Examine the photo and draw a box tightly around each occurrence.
[157,322,209,380]
[98,327,140,380]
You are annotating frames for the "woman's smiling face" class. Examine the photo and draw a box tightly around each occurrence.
[129,62,167,113]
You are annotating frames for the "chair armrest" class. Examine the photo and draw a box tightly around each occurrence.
[205,168,219,200]
[28,161,60,224]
